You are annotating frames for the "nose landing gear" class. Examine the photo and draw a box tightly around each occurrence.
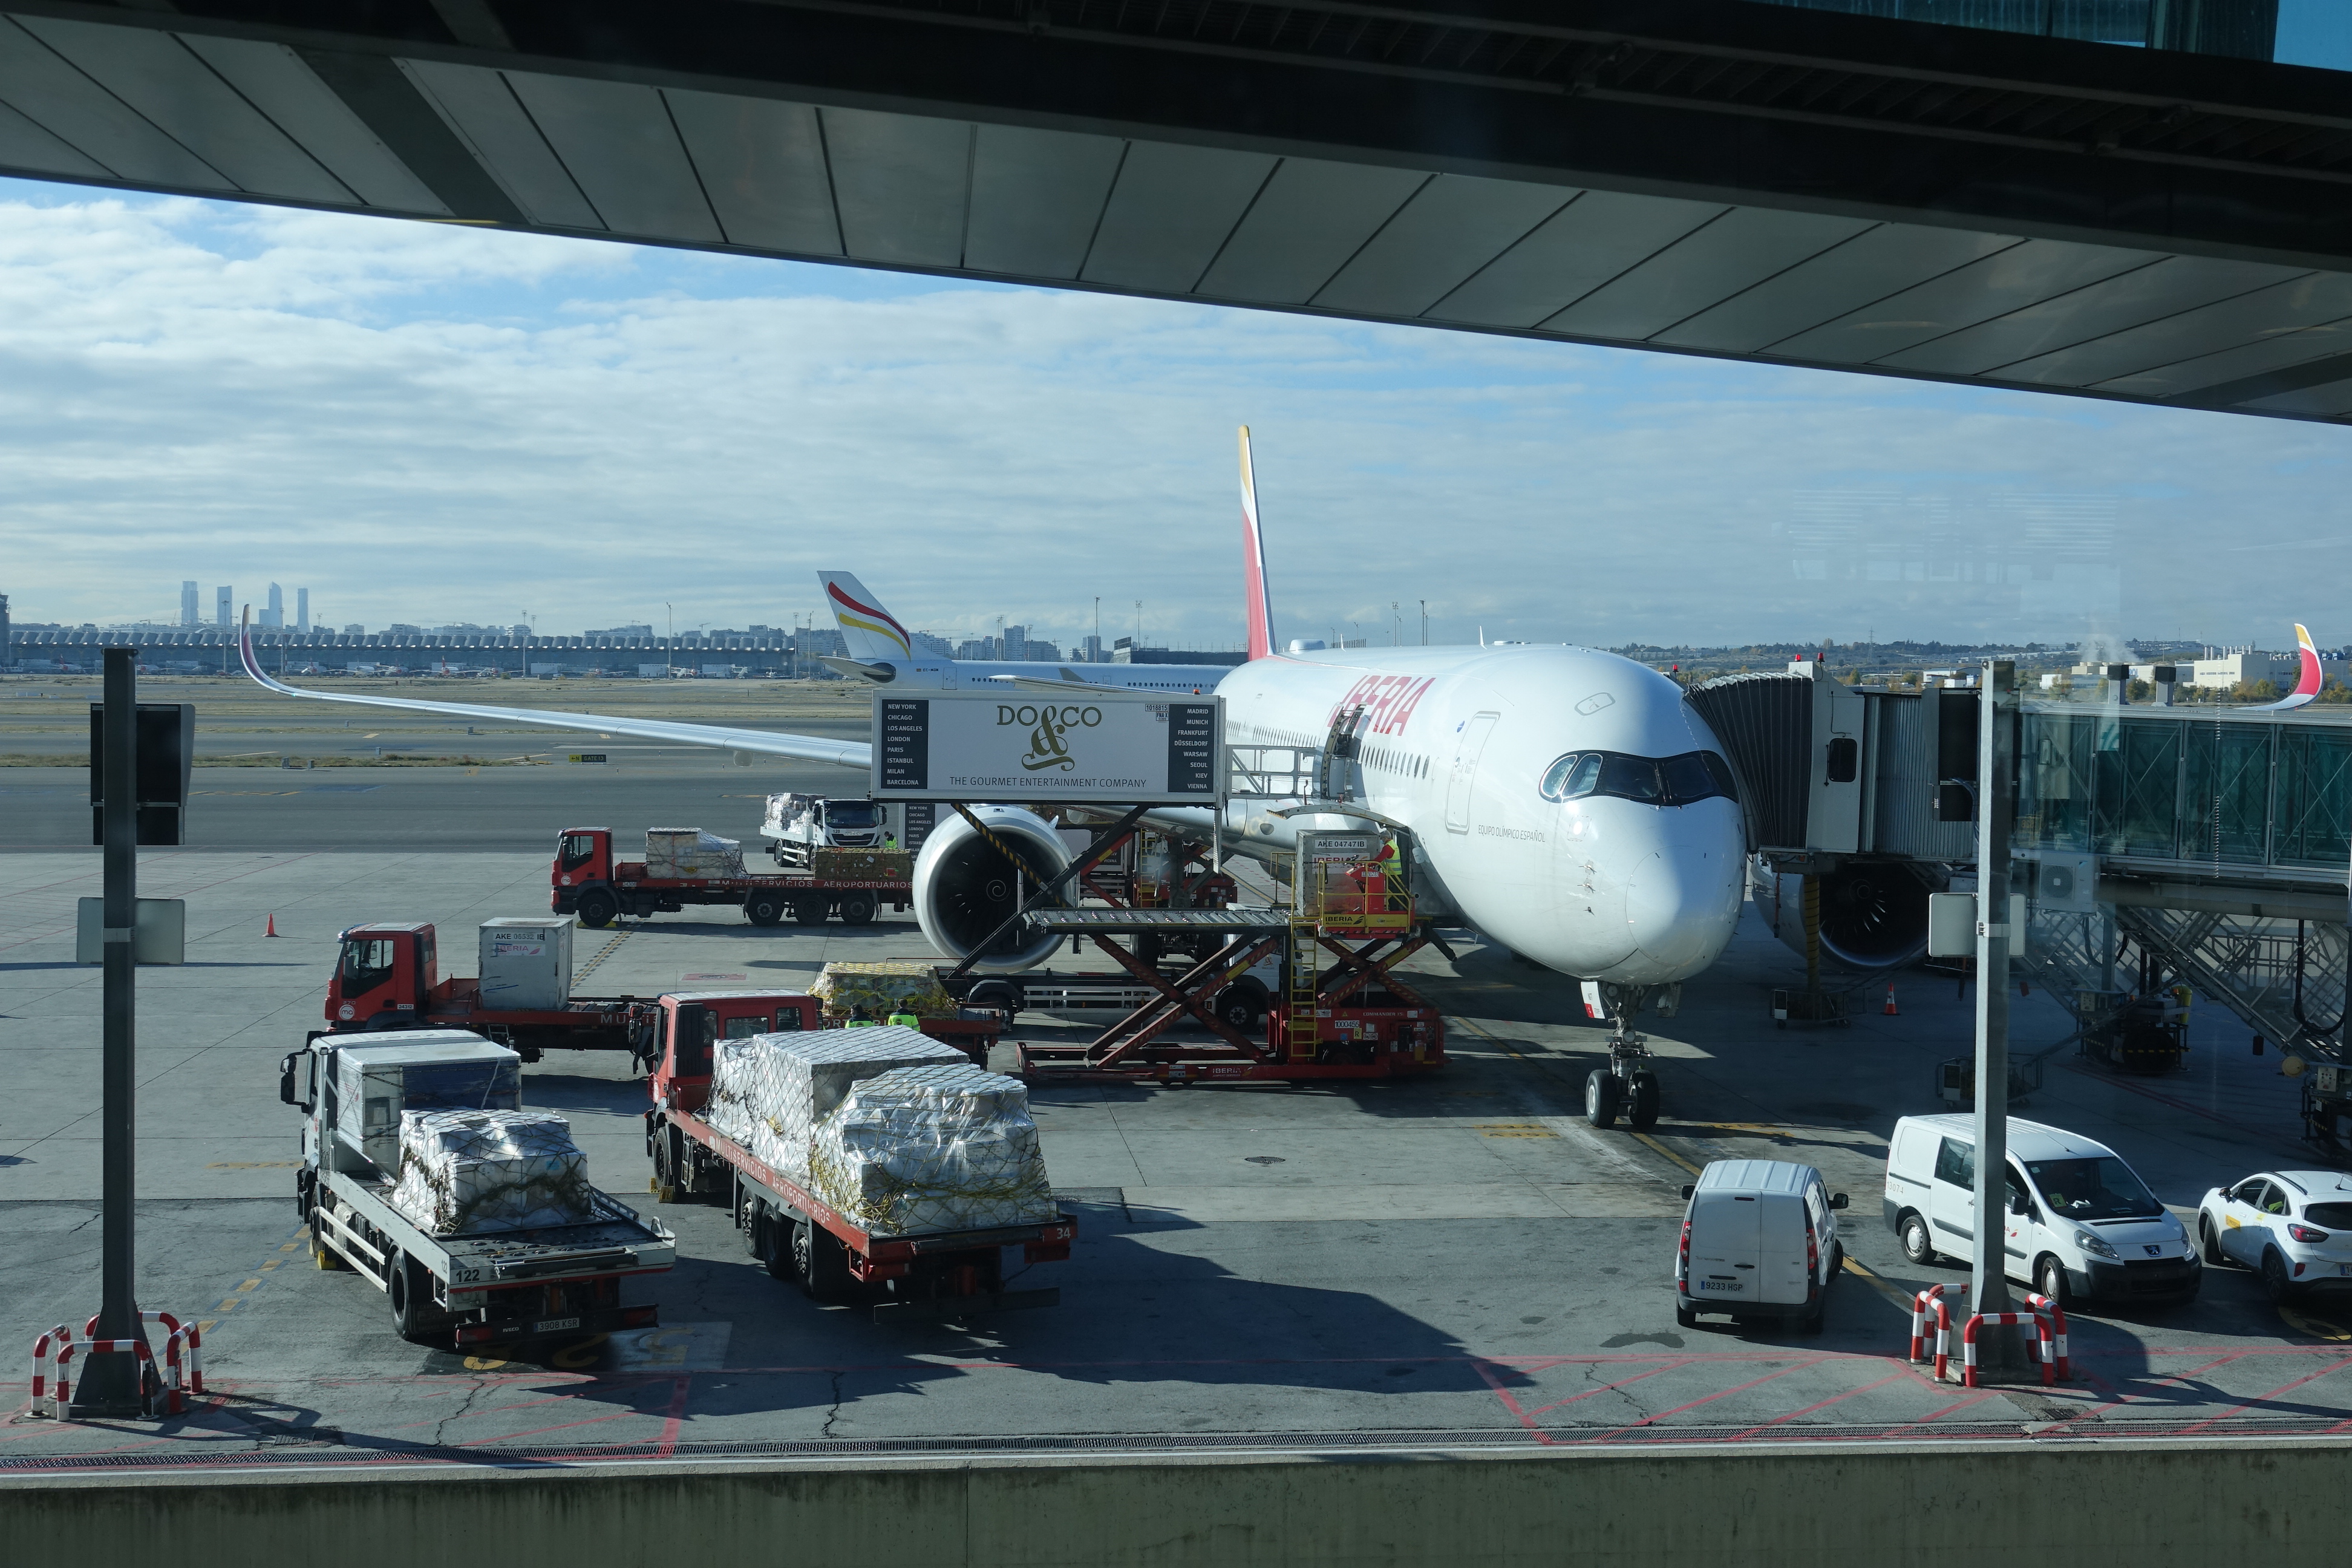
[1581,981,1671,1131]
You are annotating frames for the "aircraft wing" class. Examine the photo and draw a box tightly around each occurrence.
[238,614,873,769]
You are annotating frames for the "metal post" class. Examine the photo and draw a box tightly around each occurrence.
[80,647,143,1414]
[1971,657,2022,1374]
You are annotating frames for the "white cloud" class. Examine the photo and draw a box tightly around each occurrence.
[1,188,2346,652]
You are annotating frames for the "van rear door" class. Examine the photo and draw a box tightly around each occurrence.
[1758,1193,1811,1304]
[1687,1192,1760,1304]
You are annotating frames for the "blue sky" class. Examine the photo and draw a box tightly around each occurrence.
[1,177,2346,656]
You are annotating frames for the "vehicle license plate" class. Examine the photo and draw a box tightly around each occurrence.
[533,1316,581,1333]
[1698,1280,1743,1293]
[2339,1264,2352,1278]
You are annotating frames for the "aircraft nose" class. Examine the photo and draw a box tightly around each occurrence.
[1623,818,1745,978]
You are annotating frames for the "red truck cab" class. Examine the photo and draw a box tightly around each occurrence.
[327,923,439,1026]
[645,991,820,1117]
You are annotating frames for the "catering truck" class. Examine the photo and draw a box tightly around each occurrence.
[278,1030,676,1347]
[641,998,1074,1322]
[315,921,1002,1067]
[551,826,912,928]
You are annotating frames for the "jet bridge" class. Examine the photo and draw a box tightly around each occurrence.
[1690,666,2352,1133]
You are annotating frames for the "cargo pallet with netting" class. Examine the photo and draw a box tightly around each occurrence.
[645,1021,1075,1323]
[1014,828,1446,1086]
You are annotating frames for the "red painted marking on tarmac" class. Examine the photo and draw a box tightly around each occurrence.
[2171,1354,2352,1437]
[1518,1361,1697,1422]
[654,1376,690,1460]
[1870,1390,2007,1437]
[1469,1360,1556,1445]
[1722,1371,1915,1441]
[1584,1359,1826,1442]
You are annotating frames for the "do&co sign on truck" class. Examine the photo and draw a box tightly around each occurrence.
[871,693,1223,805]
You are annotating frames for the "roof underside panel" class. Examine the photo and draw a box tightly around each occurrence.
[0,3,2343,422]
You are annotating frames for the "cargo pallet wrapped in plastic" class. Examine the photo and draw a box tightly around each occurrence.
[702,1026,965,1187]
[645,828,745,879]
[810,1062,1057,1236]
[811,961,958,1023]
[389,1108,596,1235]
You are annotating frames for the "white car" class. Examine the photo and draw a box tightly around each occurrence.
[2196,1170,2352,1302]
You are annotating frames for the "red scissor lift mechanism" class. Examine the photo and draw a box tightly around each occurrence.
[1015,826,1446,1085]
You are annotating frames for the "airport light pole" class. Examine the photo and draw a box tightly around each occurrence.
[1971,657,2025,1374]
[80,647,143,1414]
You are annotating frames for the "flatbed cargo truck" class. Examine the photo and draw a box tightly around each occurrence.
[317,923,1003,1067]
[641,993,1074,1322]
[552,826,911,929]
[278,1030,676,1347]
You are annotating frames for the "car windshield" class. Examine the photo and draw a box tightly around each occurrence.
[826,802,883,828]
[2024,1156,2163,1220]
[1538,750,1736,807]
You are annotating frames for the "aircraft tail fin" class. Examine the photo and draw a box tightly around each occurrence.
[1240,426,1274,661]
[820,572,915,662]
[2247,622,2325,711]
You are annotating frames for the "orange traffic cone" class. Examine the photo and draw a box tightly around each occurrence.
[1883,984,1899,1016]
[266,915,279,937]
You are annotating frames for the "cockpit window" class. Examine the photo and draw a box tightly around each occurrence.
[1540,750,1737,807]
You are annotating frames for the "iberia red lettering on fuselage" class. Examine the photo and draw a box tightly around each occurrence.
[1329,675,1434,736]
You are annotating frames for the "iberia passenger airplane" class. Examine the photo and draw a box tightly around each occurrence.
[240,431,1749,995]
[2249,624,2326,711]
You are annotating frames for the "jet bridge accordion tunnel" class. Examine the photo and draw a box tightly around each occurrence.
[1687,665,1968,970]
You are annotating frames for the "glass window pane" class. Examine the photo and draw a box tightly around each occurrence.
[2182,724,2272,866]
[2017,711,2094,850]
[1661,752,1718,805]
[2275,728,2352,869]
[2097,719,2180,858]
[1564,754,1604,799]
[1596,753,1663,803]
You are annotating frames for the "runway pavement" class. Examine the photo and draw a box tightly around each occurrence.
[6,847,2350,1469]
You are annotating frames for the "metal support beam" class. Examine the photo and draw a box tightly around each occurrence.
[77,647,142,1415]
[1971,657,2022,1377]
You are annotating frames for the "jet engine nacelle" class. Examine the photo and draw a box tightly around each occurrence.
[912,805,1073,972]
[1756,857,1944,971]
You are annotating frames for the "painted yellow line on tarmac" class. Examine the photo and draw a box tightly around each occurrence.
[1840,1255,1918,1312]
[1631,1131,1700,1176]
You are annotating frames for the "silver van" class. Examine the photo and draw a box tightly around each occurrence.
[1675,1158,1847,1331]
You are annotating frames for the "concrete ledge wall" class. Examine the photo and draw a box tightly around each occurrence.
[2,1440,2339,1566]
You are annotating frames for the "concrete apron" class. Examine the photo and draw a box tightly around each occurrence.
[4,1439,2349,1566]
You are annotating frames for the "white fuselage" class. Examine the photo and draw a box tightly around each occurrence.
[842,658,1232,695]
[1214,645,1746,985]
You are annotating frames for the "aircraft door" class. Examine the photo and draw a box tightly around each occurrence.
[1445,712,1500,835]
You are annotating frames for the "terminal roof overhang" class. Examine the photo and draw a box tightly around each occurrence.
[4,1,2352,423]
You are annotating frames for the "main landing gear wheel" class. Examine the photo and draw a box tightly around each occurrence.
[1585,1070,1621,1129]
[574,889,619,929]
[1627,1073,1661,1131]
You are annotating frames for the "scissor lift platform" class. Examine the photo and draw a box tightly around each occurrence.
[1014,900,1447,1087]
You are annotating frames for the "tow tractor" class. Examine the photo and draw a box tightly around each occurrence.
[550,826,912,929]
[640,997,1075,1322]
[278,1030,675,1347]
[315,921,1003,1067]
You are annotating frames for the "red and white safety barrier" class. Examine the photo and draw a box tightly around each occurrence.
[28,1324,71,1418]
[1907,1284,1964,1380]
[29,1307,198,1419]
[1961,1308,2059,1388]
[2025,1292,2071,1381]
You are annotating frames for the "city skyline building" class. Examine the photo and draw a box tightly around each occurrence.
[298,587,309,633]
[214,586,229,629]
[264,582,284,629]
[180,581,197,627]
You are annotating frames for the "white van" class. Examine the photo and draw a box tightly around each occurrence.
[1675,1159,1847,1331]
[1883,1114,2200,1307]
